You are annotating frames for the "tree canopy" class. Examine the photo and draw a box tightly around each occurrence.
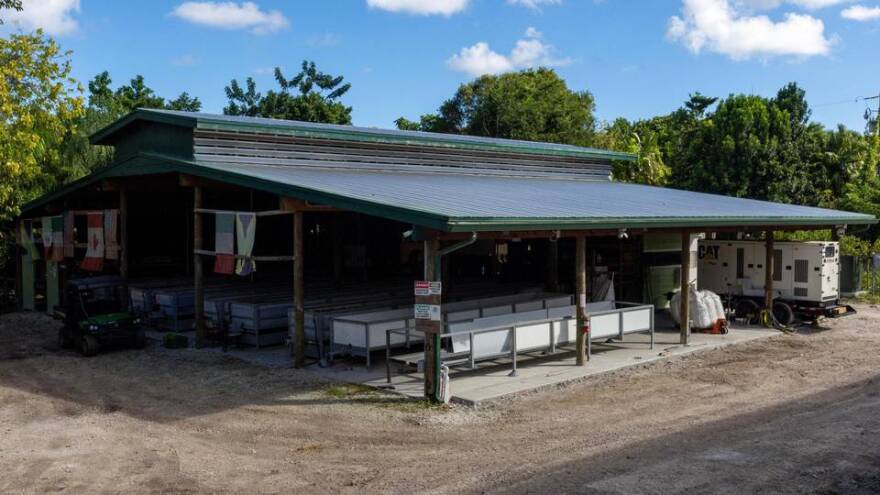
[396,68,596,146]
[224,60,352,124]
[0,31,83,224]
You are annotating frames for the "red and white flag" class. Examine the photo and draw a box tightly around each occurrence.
[80,212,105,272]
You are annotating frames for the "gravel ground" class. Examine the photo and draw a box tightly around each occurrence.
[1,305,879,494]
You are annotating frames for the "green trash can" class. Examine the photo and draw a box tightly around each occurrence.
[839,255,862,295]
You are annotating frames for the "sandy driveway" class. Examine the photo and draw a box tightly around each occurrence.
[1,305,879,494]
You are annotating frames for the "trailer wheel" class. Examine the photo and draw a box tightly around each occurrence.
[734,299,761,325]
[772,301,795,326]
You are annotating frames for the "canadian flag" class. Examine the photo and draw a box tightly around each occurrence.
[80,212,105,271]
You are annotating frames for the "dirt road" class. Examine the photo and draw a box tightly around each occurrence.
[1,306,879,494]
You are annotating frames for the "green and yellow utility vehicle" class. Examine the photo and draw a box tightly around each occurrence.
[58,276,145,356]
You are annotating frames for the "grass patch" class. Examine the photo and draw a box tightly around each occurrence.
[855,293,880,305]
[324,383,376,398]
[323,383,450,413]
[293,443,323,454]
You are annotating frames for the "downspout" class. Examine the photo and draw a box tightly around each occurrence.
[430,232,478,402]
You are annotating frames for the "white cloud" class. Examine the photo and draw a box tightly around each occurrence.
[1,0,80,35]
[738,0,853,9]
[787,0,852,7]
[170,1,289,34]
[447,27,572,77]
[841,4,880,20]
[366,0,469,16]
[448,42,514,75]
[667,0,833,60]
[507,0,563,10]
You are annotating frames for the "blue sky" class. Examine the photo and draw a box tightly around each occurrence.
[3,0,880,131]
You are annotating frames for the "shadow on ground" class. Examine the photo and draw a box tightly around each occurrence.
[0,312,427,423]
[488,374,880,494]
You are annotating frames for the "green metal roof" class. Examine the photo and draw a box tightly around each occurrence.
[22,152,876,232]
[90,109,637,162]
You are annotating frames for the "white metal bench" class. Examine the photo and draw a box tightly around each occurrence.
[385,301,655,382]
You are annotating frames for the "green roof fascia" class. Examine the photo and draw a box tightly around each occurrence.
[89,109,198,145]
[443,215,878,232]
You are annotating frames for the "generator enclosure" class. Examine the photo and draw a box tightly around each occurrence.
[697,240,840,306]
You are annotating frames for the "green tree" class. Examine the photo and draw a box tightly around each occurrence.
[166,92,201,112]
[0,31,84,223]
[666,84,829,205]
[595,117,670,186]
[396,68,596,146]
[837,134,880,234]
[86,71,201,118]
[224,60,352,124]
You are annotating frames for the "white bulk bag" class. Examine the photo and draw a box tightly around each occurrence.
[670,287,725,330]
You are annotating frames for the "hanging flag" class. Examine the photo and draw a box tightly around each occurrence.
[235,213,256,276]
[80,212,105,272]
[104,209,119,260]
[41,217,54,259]
[50,216,64,261]
[40,216,64,261]
[22,220,40,260]
[214,212,236,274]
[63,210,75,258]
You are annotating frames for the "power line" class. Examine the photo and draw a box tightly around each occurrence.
[812,97,863,108]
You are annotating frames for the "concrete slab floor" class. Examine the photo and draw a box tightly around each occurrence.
[146,324,779,406]
[309,325,778,406]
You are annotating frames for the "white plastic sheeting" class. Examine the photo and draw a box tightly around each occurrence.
[670,286,726,330]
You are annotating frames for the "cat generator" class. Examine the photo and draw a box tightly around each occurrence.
[697,240,855,325]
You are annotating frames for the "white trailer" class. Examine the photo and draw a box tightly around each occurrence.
[697,239,854,324]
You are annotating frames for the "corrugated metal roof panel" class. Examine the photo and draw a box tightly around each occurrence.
[187,158,875,231]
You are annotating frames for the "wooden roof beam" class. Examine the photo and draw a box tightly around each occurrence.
[280,196,341,213]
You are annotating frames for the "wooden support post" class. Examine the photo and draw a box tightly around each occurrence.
[193,186,206,346]
[575,235,587,366]
[14,223,22,311]
[546,240,559,292]
[680,230,691,346]
[119,186,129,279]
[293,210,306,368]
[765,231,774,311]
[423,238,438,398]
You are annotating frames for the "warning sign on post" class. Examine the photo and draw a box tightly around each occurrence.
[414,281,442,296]
[414,303,441,321]
[414,280,442,333]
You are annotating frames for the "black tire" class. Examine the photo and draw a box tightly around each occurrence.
[58,327,73,349]
[734,299,761,325]
[772,301,795,326]
[132,328,146,349]
[80,335,99,357]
